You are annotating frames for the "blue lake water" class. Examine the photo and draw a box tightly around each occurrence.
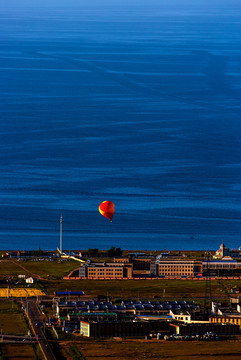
[1,1,241,251]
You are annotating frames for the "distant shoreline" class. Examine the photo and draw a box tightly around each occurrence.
[1,249,215,253]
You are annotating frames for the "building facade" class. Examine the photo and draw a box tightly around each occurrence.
[169,309,191,323]
[151,259,202,277]
[172,323,240,336]
[214,243,241,259]
[115,255,153,271]
[202,259,237,276]
[80,320,169,338]
[210,315,241,327]
[79,263,133,279]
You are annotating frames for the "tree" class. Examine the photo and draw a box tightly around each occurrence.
[88,248,99,257]
[37,246,43,256]
[107,246,116,257]
[108,246,122,257]
[115,247,122,257]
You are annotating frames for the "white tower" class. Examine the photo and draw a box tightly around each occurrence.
[60,215,63,254]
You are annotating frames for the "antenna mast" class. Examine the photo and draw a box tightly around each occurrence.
[60,215,63,254]
[204,251,212,313]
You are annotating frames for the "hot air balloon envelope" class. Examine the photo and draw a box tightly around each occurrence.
[99,201,115,221]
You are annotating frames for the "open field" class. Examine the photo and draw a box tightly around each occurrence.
[0,344,44,360]
[0,259,238,304]
[0,300,29,335]
[0,288,45,298]
[39,278,236,303]
[0,301,45,359]
[58,338,241,360]
[0,259,78,279]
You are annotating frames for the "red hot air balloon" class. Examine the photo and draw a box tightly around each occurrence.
[99,201,115,222]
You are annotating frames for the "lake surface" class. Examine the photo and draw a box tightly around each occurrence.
[1,1,241,251]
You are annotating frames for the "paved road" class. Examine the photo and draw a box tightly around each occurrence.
[23,299,56,360]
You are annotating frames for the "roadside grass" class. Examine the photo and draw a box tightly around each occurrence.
[59,338,241,360]
[44,328,67,360]
[60,343,86,360]
[0,300,29,335]
[0,344,44,360]
[0,301,44,360]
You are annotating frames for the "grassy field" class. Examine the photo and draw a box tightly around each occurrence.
[58,338,241,360]
[0,259,78,279]
[0,301,45,360]
[0,344,44,360]
[0,259,237,304]
[38,278,236,304]
[0,300,29,335]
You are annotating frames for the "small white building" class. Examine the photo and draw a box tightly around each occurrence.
[169,309,191,323]
[25,277,37,284]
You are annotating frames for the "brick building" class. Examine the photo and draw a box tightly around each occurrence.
[115,255,153,271]
[150,259,202,277]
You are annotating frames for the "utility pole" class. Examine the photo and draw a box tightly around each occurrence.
[60,215,63,254]
[204,251,212,314]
